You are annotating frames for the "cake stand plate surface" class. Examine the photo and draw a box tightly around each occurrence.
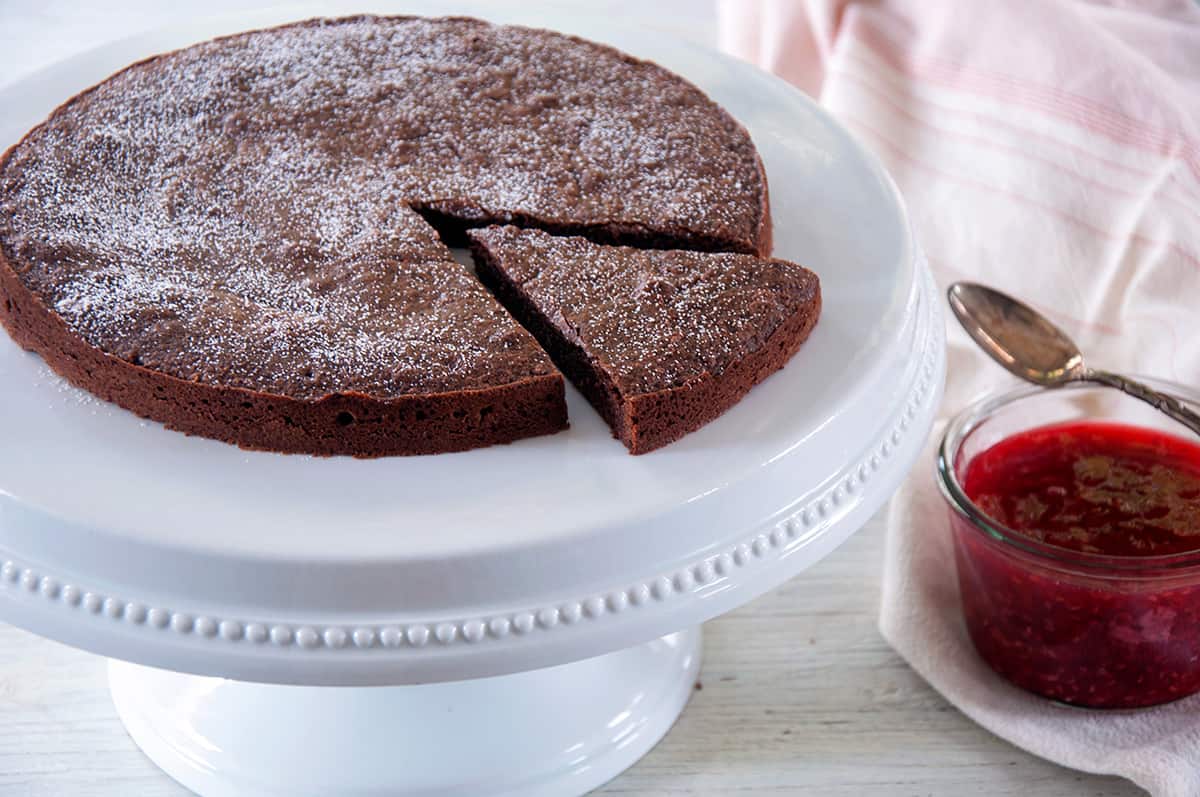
[0,3,944,795]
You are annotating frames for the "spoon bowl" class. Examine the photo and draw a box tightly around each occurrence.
[947,282,1084,386]
[947,281,1200,437]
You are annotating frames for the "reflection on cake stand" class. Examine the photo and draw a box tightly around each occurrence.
[0,4,945,795]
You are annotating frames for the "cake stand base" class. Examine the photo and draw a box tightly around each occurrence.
[108,627,700,797]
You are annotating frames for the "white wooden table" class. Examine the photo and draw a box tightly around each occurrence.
[1,512,1138,796]
[0,3,1144,794]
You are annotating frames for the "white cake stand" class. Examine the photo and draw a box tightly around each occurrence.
[0,4,945,795]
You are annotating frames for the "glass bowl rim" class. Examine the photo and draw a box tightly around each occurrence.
[937,376,1200,572]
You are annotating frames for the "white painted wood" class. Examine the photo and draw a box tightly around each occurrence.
[0,513,1140,796]
[0,3,1143,794]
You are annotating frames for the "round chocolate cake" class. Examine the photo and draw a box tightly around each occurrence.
[0,15,789,456]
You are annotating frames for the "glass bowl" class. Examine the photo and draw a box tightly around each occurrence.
[938,377,1200,709]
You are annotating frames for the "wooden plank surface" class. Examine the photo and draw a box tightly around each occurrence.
[0,512,1139,796]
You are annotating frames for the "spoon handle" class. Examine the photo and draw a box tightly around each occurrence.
[1084,369,1200,437]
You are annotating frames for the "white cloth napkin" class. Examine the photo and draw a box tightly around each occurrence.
[719,1,1200,794]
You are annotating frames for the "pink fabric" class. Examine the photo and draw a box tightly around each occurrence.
[719,0,1200,395]
[720,2,1200,795]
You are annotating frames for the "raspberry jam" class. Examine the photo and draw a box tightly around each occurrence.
[950,421,1200,708]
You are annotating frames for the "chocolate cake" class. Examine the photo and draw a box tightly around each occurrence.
[0,15,773,456]
[468,226,821,454]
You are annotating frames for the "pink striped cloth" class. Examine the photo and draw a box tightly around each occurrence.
[719,2,1200,795]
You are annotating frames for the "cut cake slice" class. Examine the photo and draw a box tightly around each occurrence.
[468,226,820,454]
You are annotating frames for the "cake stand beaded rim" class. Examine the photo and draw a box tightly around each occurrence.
[0,263,943,673]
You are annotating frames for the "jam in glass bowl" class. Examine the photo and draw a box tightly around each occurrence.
[938,378,1200,709]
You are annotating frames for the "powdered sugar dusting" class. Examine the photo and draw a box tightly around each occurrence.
[0,15,770,398]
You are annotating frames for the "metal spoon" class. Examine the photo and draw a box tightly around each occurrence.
[947,281,1200,436]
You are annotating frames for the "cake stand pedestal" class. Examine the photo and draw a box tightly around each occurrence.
[0,5,944,794]
[109,629,700,797]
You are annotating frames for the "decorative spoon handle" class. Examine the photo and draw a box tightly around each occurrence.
[1084,369,1200,437]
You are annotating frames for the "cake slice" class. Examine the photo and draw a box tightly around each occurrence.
[468,226,820,454]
